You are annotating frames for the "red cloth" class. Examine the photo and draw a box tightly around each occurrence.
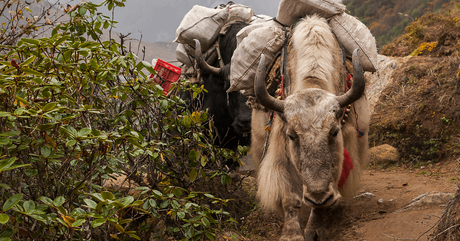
[338,149,353,189]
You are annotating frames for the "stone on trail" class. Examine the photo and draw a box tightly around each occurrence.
[369,144,400,165]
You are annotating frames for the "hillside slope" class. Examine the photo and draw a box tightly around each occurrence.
[343,0,452,47]
[370,1,460,167]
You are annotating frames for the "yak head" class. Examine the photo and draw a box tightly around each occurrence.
[194,39,252,137]
[254,50,365,208]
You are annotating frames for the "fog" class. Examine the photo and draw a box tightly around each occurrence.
[85,0,281,43]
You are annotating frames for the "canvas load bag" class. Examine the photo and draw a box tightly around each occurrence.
[276,0,346,26]
[330,12,378,72]
[250,14,273,24]
[174,5,229,52]
[176,44,195,67]
[236,20,283,45]
[228,26,286,92]
[228,4,254,22]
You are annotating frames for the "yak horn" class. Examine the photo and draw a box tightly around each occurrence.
[194,39,221,76]
[336,49,366,108]
[254,54,285,113]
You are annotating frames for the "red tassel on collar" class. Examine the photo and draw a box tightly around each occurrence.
[338,149,353,189]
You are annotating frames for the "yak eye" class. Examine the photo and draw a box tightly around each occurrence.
[286,130,297,141]
[330,127,339,137]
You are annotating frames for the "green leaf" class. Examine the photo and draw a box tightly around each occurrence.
[185,226,194,239]
[189,168,197,182]
[128,233,141,240]
[0,227,14,239]
[0,131,19,137]
[21,38,39,45]
[0,137,9,146]
[53,196,65,207]
[152,190,163,198]
[3,193,22,211]
[40,196,53,205]
[38,124,54,131]
[149,199,157,208]
[142,61,155,73]
[22,68,44,77]
[127,139,143,149]
[159,200,169,209]
[0,157,17,171]
[72,219,86,227]
[189,149,198,161]
[14,96,30,106]
[78,127,91,137]
[78,6,87,16]
[56,206,67,216]
[54,35,69,46]
[0,183,10,189]
[0,164,29,173]
[84,199,97,209]
[101,191,114,201]
[205,233,215,241]
[25,168,38,176]
[200,156,207,167]
[115,223,125,233]
[41,146,51,158]
[43,102,57,112]
[0,214,9,225]
[66,140,77,147]
[0,112,11,117]
[122,196,134,206]
[159,100,168,112]
[173,188,182,198]
[91,218,106,228]
[202,217,210,228]
[23,200,35,212]
[20,56,36,67]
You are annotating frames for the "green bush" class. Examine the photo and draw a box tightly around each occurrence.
[0,1,244,240]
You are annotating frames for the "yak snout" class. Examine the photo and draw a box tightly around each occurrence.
[231,111,252,136]
[302,183,341,208]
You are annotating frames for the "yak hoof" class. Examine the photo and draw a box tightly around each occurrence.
[279,234,304,241]
[305,229,327,241]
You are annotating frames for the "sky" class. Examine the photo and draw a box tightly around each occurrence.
[58,0,281,43]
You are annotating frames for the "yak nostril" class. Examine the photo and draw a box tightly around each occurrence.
[304,193,335,207]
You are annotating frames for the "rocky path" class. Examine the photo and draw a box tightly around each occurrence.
[237,160,459,240]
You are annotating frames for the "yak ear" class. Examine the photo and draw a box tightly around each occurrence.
[336,49,365,108]
[254,54,285,113]
[194,39,222,76]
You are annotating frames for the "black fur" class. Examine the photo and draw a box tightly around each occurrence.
[181,21,252,153]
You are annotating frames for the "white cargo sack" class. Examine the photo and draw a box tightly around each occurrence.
[228,26,286,92]
[276,0,346,26]
[236,20,283,45]
[176,44,194,67]
[228,4,254,22]
[175,5,229,52]
[330,13,378,72]
[250,14,273,25]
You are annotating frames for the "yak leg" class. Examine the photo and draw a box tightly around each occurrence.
[280,193,304,241]
[250,108,269,171]
[304,207,329,241]
[305,203,344,241]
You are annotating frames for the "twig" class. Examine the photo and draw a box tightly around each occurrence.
[429,224,460,240]
[136,30,143,57]
[384,233,417,240]
[415,194,459,240]
[229,171,252,195]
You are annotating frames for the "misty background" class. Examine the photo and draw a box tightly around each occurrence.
[86,0,280,43]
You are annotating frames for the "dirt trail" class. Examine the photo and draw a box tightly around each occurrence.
[347,165,458,241]
[238,161,459,240]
